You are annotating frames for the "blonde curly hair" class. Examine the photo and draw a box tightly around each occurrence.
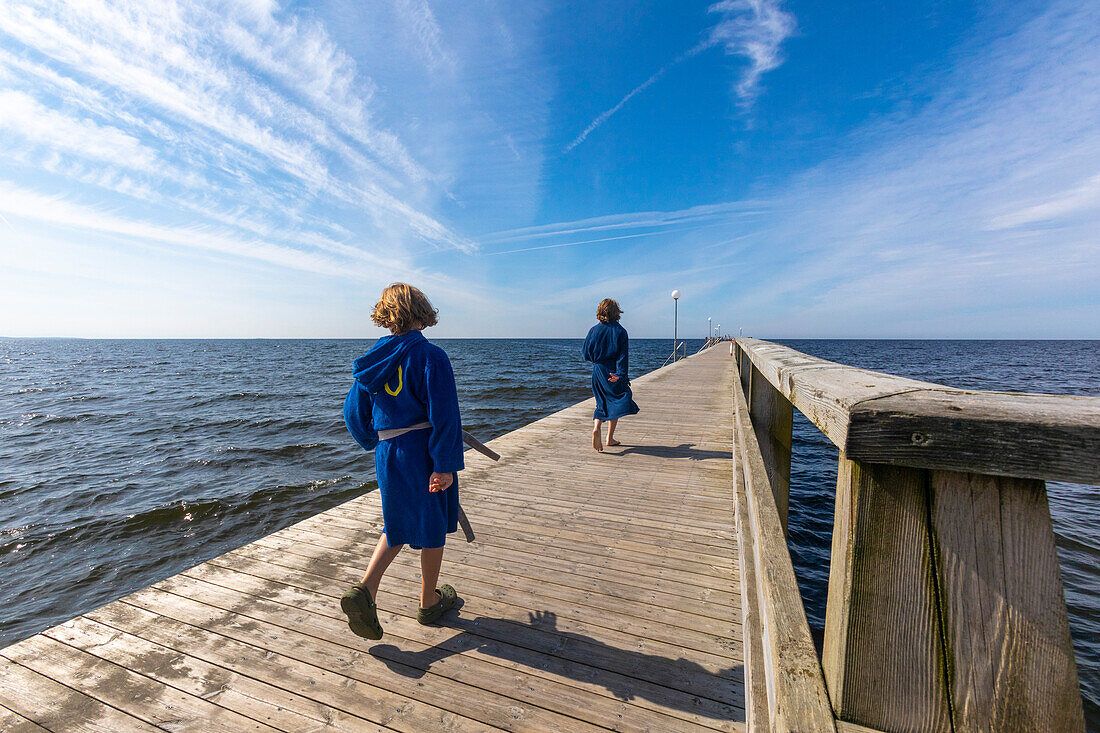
[371,283,439,334]
[596,298,622,323]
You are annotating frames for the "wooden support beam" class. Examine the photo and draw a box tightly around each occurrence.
[823,459,1086,732]
[929,471,1084,731]
[822,457,952,731]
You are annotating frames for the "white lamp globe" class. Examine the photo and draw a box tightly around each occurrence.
[671,289,681,300]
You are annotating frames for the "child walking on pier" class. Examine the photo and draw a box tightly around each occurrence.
[583,298,640,451]
[340,283,465,639]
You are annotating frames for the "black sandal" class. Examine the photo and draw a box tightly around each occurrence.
[417,584,459,625]
[340,583,383,640]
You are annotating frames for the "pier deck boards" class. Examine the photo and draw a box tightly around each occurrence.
[1,348,743,732]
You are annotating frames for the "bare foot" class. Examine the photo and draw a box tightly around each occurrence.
[606,438,621,446]
[592,429,603,452]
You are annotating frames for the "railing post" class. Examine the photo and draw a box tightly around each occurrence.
[822,457,952,730]
[928,471,1083,731]
[749,363,793,533]
[822,458,1085,731]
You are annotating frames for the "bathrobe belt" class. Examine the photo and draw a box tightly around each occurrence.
[376,423,503,465]
[376,421,432,441]
[372,422,501,545]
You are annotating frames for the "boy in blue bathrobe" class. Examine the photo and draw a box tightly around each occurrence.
[340,283,464,639]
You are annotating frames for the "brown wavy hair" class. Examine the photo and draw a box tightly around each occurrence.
[371,283,439,333]
[596,298,622,323]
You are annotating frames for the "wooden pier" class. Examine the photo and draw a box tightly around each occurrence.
[3,340,1094,732]
[0,347,743,732]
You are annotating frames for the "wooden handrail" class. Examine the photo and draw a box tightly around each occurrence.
[731,338,1088,732]
[736,337,1100,484]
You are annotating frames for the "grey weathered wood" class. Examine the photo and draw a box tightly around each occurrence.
[749,362,794,533]
[737,338,1100,484]
[849,389,1100,484]
[929,471,1085,731]
[0,705,50,733]
[733,375,837,732]
[0,659,163,733]
[733,424,771,732]
[821,457,952,731]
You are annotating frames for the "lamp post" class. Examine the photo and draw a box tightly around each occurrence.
[671,290,680,361]
[716,324,720,342]
[708,316,712,346]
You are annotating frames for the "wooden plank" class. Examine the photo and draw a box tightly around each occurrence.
[218,537,743,655]
[0,659,162,733]
[736,338,1100,484]
[310,507,738,581]
[929,471,1085,731]
[2,634,282,732]
[733,371,836,732]
[0,705,50,733]
[182,552,744,685]
[86,602,495,733]
[821,457,952,731]
[117,586,607,732]
[246,531,744,645]
[277,514,740,606]
[42,616,386,733]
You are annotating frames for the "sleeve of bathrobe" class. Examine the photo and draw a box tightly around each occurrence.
[425,350,465,474]
[343,381,377,451]
[582,327,596,362]
[614,330,630,380]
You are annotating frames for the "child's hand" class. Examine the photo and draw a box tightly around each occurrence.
[429,472,453,493]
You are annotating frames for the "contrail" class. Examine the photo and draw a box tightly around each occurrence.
[483,219,728,256]
[0,211,15,230]
[563,40,714,154]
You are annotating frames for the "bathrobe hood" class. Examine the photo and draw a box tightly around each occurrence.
[353,331,426,393]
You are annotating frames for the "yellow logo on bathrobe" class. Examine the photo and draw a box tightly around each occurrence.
[384,366,403,396]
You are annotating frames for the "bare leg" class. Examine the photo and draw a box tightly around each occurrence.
[606,419,620,446]
[420,547,444,608]
[360,532,402,599]
[591,418,603,451]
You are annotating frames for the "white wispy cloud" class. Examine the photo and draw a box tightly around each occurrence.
[0,0,469,267]
[0,181,405,277]
[0,90,156,171]
[707,0,796,103]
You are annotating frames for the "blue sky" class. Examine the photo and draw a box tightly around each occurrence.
[0,0,1097,338]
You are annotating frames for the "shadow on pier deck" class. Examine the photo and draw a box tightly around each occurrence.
[0,348,743,732]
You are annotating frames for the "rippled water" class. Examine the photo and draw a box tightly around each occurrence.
[1,338,1096,724]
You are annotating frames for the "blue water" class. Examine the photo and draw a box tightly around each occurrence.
[1,338,1096,724]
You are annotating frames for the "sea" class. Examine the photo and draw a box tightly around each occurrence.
[1,338,1097,725]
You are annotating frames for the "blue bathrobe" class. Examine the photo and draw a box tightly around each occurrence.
[343,331,464,549]
[582,321,641,421]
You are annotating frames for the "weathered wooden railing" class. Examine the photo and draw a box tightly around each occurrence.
[731,337,1096,732]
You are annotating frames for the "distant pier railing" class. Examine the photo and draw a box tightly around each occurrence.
[731,337,1095,732]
